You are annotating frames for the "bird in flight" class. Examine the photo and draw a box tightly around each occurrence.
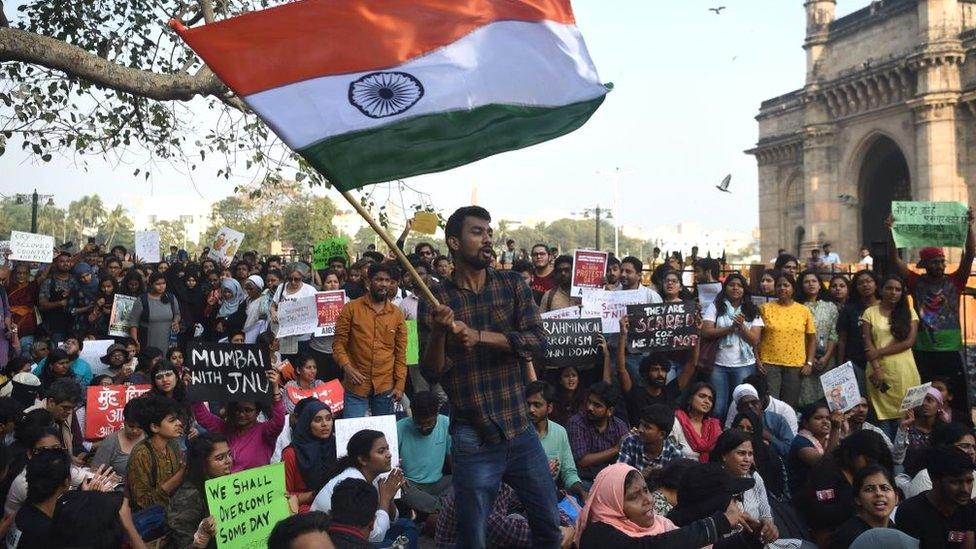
[716,174,732,193]
[709,6,726,14]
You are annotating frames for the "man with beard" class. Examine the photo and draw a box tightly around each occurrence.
[327,256,347,284]
[567,381,629,482]
[37,252,77,346]
[724,374,799,434]
[728,383,795,457]
[525,381,587,502]
[888,210,976,427]
[896,446,976,548]
[529,243,555,294]
[419,206,560,548]
[397,391,451,516]
[333,263,407,418]
[604,255,621,290]
[539,255,580,313]
[343,259,367,300]
[610,343,687,422]
[844,395,893,449]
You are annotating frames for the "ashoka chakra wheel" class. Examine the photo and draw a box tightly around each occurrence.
[348,72,425,119]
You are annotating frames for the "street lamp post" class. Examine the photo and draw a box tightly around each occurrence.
[574,205,612,251]
[12,189,54,233]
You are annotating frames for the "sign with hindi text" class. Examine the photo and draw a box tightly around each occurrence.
[9,231,54,263]
[276,295,318,338]
[285,379,344,414]
[206,463,290,549]
[85,384,151,440]
[313,290,345,337]
[108,294,137,337]
[186,342,272,403]
[312,237,349,270]
[134,230,161,263]
[891,201,969,248]
[626,301,700,352]
[570,250,608,297]
[538,318,603,368]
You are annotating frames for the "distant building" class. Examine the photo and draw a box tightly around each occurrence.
[128,194,211,246]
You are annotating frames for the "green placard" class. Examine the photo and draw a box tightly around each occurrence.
[406,319,419,366]
[891,201,969,248]
[206,463,290,549]
[312,237,349,270]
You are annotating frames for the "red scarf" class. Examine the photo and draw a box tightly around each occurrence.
[675,409,722,462]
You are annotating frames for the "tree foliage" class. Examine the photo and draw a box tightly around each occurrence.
[0,193,134,249]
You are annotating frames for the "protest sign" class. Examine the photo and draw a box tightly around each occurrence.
[570,250,609,297]
[313,290,345,337]
[80,339,116,377]
[312,237,349,270]
[411,211,440,235]
[276,295,318,338]
[335,414,399,464]
[186,342,272,403]
[626,301,699,352]
[9,231,54,263]
[208,226,244,267]
[406,319,419,366]
[820,362,860,413]
[538,318,603,368]
[891,201,969,248]
[582,289,655,333]
[900,382,933,412]
[541,306,582,320]
[697,282,722,307]
[134,230,161,263]
[108,294,137,337]
[85,384,150,440]
[285,379,344,414]
[206,463,290,549]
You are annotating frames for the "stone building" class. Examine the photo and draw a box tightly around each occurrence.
[749,0,976,264]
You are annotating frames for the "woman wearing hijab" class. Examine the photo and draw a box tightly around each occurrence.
[576,462,746,547]
[174,269,207,343]
[67,262,99,333]
[242,274,270,337]
[282,401,336,512]
[207,277,247,341]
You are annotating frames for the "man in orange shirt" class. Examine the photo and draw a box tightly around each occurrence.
[333,263,407,418]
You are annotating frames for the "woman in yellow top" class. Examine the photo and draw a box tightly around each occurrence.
[759,273,817,408]
[861,274,919,438]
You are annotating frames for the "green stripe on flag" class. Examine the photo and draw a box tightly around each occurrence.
[300,96,605,191]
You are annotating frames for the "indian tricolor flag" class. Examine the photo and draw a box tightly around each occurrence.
[172,0,608,191]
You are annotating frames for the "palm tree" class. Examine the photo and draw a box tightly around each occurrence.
[101,205,132,248]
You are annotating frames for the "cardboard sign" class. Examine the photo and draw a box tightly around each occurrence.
[891,201,969,248]
[411,211,439,235]
[626,301,700,352]
[406,319,419,366]
[134,230,161,263]
[186,342,272,403]
[697,282,722,306]
[820,362,861,413]
[276,295,318,338]
[538,318,603,368]
[84,384,151,440]
[335,415,399,464]
[900,382,933,412]
[9,231,54,263]
[541,306,582,320]
[313,290,345,337]
[80,339,117,377]
[108,294,137,337]
[208,226,245,267]
[570,250,608,297]
[285,379,344,414]
[206,463,290,549]
[581,288,654,334]
[312,237,349,270]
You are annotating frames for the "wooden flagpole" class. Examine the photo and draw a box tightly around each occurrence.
[339,190,440,307]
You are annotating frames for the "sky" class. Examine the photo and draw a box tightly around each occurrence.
[0,0,875,234]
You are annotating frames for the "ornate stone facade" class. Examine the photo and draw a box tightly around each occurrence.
[749,0,976,263]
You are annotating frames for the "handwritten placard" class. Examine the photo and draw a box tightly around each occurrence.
[187,342,272,403]
[206,463,290,549]
[108,294,137,337]
[313,290,345,337]
[208,226,244,267]
[891,201,968,248]
[570,250,608,297]
[84,384,151,440]
[820,362,860,413]
[312,237,349,270]
[9,231,54,263]
[276,295,318,338]
[581,288,652,333]
[538,318,603,368]
[541,306,582,320]
[626,301,700,352]
[134,230,161,263]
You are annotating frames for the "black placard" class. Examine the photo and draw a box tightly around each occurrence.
[626,301,700,353]
[538,319,603,368]
[186,342,272,403]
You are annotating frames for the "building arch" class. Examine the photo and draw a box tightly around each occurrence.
[854,134,911,252]
[782,172,805,257]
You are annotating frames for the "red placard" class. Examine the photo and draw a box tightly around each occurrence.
[85,384,151,440]
[314,290,346,337]
[571,250,609,296]
[285,379,345,414]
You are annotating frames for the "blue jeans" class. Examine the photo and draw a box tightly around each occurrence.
[371,517,418,549]
[451,424,561,548]
[343,391,393,418]
[710,364,757,421]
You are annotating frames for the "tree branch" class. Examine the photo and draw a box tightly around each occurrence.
[0,27,227,101]
[0,1,9,28]
[198,0,215,24]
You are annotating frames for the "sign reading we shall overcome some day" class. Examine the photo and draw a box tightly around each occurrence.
[538,318,602,368]
[626,301,699,353]
[891,201,969,248]
[186,342,272,403]
[206,463,290,549]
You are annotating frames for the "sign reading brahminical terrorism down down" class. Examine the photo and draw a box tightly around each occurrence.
[187,342,272,403]
[626,301,699,353]
[206,463,290,549]
[538,318,602,368]
[891,201,969,248]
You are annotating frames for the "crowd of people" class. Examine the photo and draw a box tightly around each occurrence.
[0,205,973,548]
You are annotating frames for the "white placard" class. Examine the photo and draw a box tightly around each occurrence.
[900,382,933,412]
[207,226,244,267]
[541,306,581,320]
[9,231,54,263]
[697,282,722,307]
[751,295,773,308]
[134,231,161,264]
[80,340,116,377]
[334,415,399,465]
[275,295,318,338]
[581,288,651,333]
[820,362,861,413]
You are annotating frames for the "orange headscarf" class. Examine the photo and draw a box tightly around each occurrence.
[574,463,676,546]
